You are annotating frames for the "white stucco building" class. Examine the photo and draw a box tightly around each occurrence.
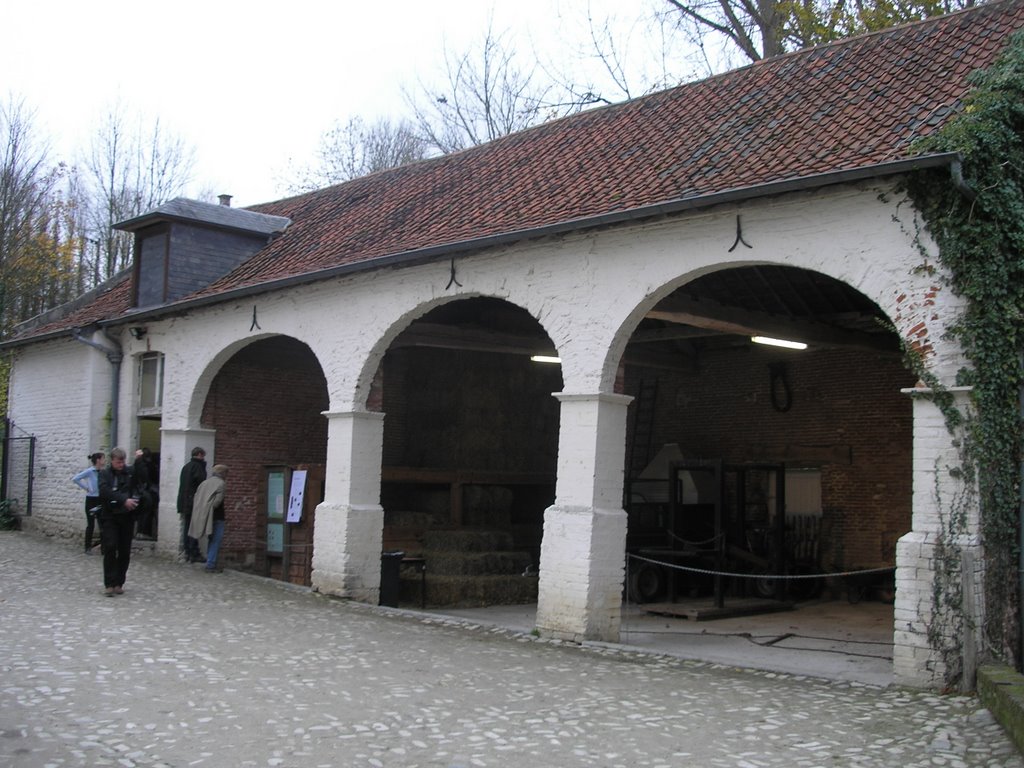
[5,2,1021,689]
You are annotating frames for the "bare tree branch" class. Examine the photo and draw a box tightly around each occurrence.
[662,0,976,64]
[405,20,571,154]
[84,102,195,279]
[287,117,427,192]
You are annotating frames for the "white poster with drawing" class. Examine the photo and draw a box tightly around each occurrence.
[286,470,307,523]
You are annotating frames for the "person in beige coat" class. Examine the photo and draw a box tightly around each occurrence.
[188,465,228,573]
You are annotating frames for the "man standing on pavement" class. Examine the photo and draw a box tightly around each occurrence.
[176,447,207,563]
[189,464,228,573]
[97,448,140,596]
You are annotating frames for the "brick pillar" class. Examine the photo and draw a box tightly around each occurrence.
[158,427,216,557]
[894,386,982,689]
[311,409,385,603]
[536,392,632,642]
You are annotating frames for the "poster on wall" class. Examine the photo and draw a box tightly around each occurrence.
[267,471,285,520]
[266,522,284,553]
[287,470,307,523]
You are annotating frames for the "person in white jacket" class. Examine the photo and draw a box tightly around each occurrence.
[188,465,229,573]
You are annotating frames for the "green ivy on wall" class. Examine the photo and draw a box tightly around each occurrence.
[904,29,1024,673]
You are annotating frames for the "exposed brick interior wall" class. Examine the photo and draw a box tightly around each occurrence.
[380,347,562,553]
[200,337,328,571]
[624,344,915,569]
[381,347,562,472]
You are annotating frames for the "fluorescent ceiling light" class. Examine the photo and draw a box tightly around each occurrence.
[530,355,562,364]
[751,336,807,350]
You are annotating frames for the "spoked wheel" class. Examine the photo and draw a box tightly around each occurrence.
[753,576,777,599]
[629,562,666,603]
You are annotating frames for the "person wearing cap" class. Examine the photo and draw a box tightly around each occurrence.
[189,464,229,573]
[176,447,207,563]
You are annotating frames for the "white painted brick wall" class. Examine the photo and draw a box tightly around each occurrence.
[8,336,111,543]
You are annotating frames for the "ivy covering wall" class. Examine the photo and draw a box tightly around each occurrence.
[905,30,1024,671]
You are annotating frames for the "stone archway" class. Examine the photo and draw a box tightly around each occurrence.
[191,336,329,580]
[603,262,918,675]
[372,296,564,607]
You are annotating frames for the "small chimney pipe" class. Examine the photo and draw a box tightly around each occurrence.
[218,194,232,207]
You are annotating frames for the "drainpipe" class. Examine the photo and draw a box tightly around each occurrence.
[71,329,123,450]
[950,158,977,202]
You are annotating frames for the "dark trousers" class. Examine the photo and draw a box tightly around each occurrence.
[83,496,99,550]
[100,513,134,588]
[180,514,201,560]
[135,495,156,538]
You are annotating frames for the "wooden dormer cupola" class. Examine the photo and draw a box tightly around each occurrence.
[114,196,291,309]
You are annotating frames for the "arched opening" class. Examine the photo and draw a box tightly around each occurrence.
[373,296,563,607]
[196,336,329,583]
[616,264,912,673]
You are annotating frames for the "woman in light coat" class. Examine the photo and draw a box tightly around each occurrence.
[189,465,229,573]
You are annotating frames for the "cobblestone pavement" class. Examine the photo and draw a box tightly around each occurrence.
[2,532,1021,768]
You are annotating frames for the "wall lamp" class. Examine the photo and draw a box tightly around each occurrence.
[530,355,561,364]
[129,327,147,340]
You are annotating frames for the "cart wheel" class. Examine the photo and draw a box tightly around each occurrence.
[753,576,777,599]
[629,563,666,603]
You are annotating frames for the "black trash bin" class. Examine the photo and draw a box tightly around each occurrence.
[380,550,405,607]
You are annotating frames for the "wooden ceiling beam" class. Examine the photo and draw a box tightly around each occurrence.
[647,295,897,352]
[392,322,555,357]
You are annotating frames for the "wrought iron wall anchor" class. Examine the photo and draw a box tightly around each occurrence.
[729,215,753,252]
[446,257,463,290]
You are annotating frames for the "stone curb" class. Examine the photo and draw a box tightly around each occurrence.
[978,664,1024,755]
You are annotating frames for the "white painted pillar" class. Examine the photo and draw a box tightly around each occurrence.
[157,427,216,557]
[893,386,982,689]
[536,392,632,642]
[311,409,386,602]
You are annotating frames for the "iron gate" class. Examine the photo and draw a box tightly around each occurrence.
[2,420,35,518]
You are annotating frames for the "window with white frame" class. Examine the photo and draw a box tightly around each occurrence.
[138,352,164,415]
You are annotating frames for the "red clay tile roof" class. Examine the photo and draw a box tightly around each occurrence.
[11,0,1024,343]
[11,274,135,342]
[210,0,1024,292]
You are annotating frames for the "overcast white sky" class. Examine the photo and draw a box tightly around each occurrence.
[2,0,680,207]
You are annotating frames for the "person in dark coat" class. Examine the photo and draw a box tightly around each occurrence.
[176,446,207,563]
[132,447,158,540]
[97,447,140,596]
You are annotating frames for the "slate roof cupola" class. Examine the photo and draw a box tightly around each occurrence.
[115,197,291,309]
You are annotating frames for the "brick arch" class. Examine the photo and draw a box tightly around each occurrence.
[602,258,917,617]
[601,256,944,393]
[197,336,330,575]
[185,333,326,427]
[352,292,562,412]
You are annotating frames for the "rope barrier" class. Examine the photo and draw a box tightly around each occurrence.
[664,529,723,547]
[627,552,896,581]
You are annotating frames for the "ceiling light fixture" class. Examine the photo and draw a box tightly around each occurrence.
[751,335,807,350]
[530,355,562,364]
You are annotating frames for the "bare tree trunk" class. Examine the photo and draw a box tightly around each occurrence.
[84,102,195,281]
